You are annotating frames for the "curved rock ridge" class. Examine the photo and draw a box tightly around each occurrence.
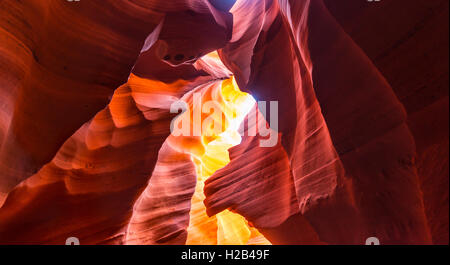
[125,141,197,245]
[0,0,233,207]
[209,0,438,244]
[0,59,225,244]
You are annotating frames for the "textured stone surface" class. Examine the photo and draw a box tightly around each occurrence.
[0,0,447,244]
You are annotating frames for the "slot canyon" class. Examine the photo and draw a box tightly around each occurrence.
[0,0,448,245]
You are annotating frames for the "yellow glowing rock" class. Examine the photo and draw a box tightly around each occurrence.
[184,54,269,245]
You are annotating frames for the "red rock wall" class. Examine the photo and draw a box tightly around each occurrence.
[324,0,449,244]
